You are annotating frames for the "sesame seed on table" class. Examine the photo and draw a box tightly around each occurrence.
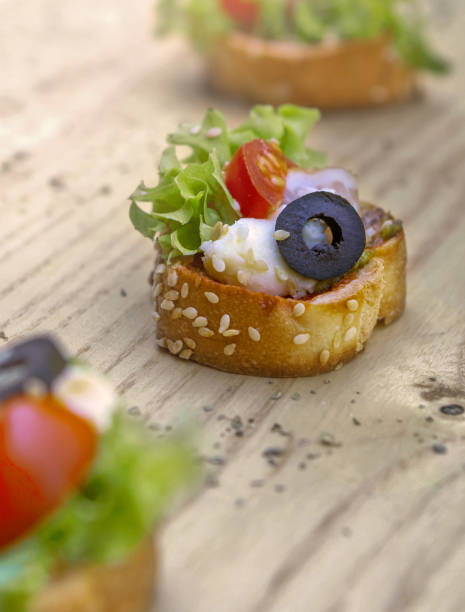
[1,1,465,611]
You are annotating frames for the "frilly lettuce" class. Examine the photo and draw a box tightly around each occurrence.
[157,0,449,73]
[0,413,198,612]
[130,105,326,261]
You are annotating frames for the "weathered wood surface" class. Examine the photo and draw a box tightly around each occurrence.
[1,1,465,610]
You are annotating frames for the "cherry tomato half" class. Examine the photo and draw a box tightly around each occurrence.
[219,0,258,26]
[225,139,291,218]
[0,394,97,551]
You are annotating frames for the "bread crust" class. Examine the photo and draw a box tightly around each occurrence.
[153,203,406,377]
[32,537,155,612]
[207,32,416,108]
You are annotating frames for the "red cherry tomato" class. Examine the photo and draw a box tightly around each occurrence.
[219,0,258,26]
[225,139,291,218]
[0,394,97,550]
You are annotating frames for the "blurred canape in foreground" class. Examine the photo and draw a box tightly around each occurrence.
[0,336,197,611]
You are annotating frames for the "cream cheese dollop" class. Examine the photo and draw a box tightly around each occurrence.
[201,218,318,298]
[201,167,360,298]
[52,365,116,431]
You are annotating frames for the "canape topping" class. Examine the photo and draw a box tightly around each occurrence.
[193,316,208,328]
[248,327,261,342]
[181,282,190,298]
[130,105,326,262]
[204,291,220,303]
[224,344,237,356]
[198,327,214,337]
[347,299,359,311]
[183,307,198,319]
[293,333,310,345]
[275,192,366,281]
[202,217,317,298]
[344,327,358,343]
[183,338,197,349]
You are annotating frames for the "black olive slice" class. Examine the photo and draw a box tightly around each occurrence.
[275,191,366,280]
[0,336,68,401]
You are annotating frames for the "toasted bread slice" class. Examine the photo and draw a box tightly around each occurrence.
[152,203,406,377]
[207,32,416,109]
[32,538,155,612]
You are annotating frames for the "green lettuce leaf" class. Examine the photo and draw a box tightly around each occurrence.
[157,0,449,73]
[130,104,326,260]
[0,413,197,611]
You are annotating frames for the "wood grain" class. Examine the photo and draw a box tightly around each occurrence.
[1,1,464,610]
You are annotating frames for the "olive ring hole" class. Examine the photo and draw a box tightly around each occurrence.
[302,216,341,250]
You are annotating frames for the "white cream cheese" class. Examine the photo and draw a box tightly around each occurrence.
[202,218,318,298]
[52,365,116,431]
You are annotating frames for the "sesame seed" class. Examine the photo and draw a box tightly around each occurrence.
[190,124,201,135]
[157,337,167,348]
[179,349,193,360]
[224,344,236,356]
[212,255,226,273]
[293,303,305,317]
[181,282,189,299]
[210,222,223,241]
[335,362,343,370]
[287,279,297,295]
[160,299,175,311]
[244,248,256,266]
[320,349,330,366]
[167,339,183,355]
[344,327,357,343]
[206,127,222,139]
[151,311,160,321]
[183,338,196,349]
[193,316,208,328]
[237,270,249,285]
[347,299,359,312]
[232,200,240,212]
[223,329,240,337]
[152,283,162,298]
[182,307,198,319]
[333,332,342,349]
[274,230,290,241]
[219,314,230,334]
[274,266,288,282]
[344,313,355,326]
[205,291,219,304]
[164,290,179,301]
[171,307,182,320]
[293,333,310,345]
[248,327,261,342]
[155,263,165,274]
[198,327,214,337]
[167,269,178,287]
[255,260,269,272]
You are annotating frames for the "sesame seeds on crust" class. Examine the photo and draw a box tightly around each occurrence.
[152,241,395,376]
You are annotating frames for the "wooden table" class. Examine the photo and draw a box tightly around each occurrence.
[2,1,464,610]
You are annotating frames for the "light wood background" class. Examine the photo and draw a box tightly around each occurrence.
[1,1,465,610]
